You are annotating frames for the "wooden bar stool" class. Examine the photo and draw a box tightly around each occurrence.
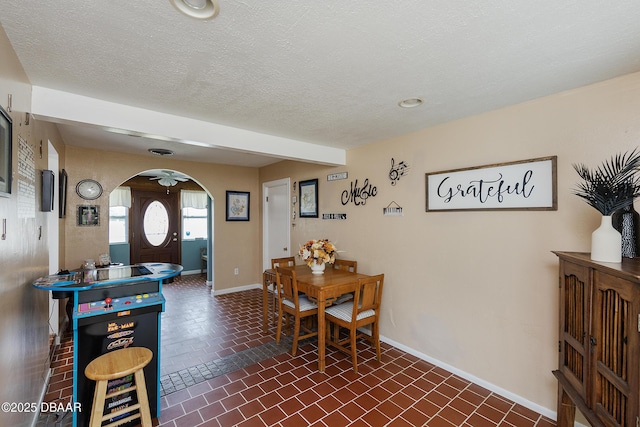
[84,347,153,427]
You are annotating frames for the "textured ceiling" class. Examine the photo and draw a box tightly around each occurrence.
[2,1,640,166]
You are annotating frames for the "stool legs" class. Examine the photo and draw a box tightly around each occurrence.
[89,380,108,427]
[134,368,152,426]
[88,371,152,427]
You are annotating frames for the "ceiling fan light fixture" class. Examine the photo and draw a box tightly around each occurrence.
[158,178,178,187]
[169,0,219,20]
[148,148,174,156]
[398,97,424,108]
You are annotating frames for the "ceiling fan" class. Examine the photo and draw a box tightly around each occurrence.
[148,170,189,187]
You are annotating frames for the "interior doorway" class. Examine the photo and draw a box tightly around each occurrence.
[262,178,291,270]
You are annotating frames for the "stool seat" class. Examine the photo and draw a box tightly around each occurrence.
[84,347,153,427]
[85,347,152,381]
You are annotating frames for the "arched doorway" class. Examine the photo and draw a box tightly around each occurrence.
[108,169,212,280]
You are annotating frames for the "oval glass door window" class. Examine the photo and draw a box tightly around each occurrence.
[144,201,169,246]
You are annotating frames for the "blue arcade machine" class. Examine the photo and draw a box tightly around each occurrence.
[33,262,182,427]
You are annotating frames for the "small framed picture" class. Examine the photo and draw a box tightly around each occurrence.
[98,253,111,267]
[226,191,250,221]
[299,179,318,218]
[77,205,100,226]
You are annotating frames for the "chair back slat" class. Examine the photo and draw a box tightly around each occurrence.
[272,257,295,269]
[334,259,357,273]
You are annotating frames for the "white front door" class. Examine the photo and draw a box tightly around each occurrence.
[263,178,290,270]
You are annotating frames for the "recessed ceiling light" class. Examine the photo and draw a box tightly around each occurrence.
[148,148,174,156]
[398,98,424,108]
[169,0,220,20]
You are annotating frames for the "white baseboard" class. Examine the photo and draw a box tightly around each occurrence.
[379,335,559,422]
[212,283,261,296]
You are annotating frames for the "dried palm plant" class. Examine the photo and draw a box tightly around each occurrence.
[573,148,640,215]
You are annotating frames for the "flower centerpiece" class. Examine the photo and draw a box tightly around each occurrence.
[299,239,337,274]
[573,148,640,262]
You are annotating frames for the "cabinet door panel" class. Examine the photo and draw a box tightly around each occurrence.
[559,260,592,401]
[592,271,640,427]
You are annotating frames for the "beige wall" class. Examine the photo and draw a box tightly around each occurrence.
[0,26,67,427]
[260,71,640,414]
[64,145,261,289]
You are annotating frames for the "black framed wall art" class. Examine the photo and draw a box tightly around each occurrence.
[59,169,68,218]
[226,190,250,221]
[0,105,12,197]
[299,179,318,218]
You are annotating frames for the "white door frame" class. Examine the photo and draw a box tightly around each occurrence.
[47,141,60,344]
[262,178,291,270]
[206,194,213,287]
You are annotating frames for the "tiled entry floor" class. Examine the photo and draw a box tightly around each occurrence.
[41,274,556,427]
[160,335,297,395]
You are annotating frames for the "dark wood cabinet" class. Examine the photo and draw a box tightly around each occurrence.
[554,252,640,427]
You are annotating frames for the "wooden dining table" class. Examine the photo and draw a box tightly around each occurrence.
[262,264,371,372]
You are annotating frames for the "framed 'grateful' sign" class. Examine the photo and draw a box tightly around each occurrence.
[425,156,557,212]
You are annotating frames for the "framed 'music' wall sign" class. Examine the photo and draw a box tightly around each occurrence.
[425,156,557,212]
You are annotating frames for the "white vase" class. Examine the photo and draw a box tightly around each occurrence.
[310,262,326,275]
[591,215,622,263]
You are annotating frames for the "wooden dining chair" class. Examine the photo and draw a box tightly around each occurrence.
[268,257,296,326]
[272,257,296,269]
[325,274,384,373]
[275,266,318,356]
[333,259,358,304]
[333,259,357,273]
[200,247,207,274]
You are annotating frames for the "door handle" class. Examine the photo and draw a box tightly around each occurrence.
[283,247,288,251]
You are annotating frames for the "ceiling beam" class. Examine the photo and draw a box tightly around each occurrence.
[30,86,346,166]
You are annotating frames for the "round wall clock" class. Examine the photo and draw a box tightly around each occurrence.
[76,179,103,200]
